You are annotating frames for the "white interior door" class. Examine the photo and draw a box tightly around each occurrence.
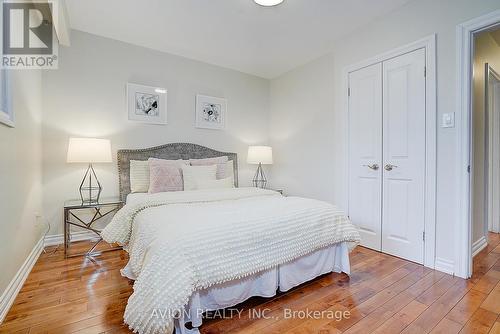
[348,63,383,251]
[381,48,426,264]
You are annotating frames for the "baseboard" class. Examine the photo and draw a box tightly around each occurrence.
[44,230,98,247]
[472,236,488,258]
[434,257,455,275]
[0,237,44,324]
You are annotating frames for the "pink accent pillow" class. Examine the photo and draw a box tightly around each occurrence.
[148,159,184,193]
[189,156,229,179]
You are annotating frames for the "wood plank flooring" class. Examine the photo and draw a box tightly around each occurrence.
[2,234,500,333]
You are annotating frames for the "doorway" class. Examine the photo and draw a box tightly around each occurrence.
[471,30,500,260]
[346,36,437,268]
[456,10,500,279]
[486,64,500,234]
[348,49,426,264]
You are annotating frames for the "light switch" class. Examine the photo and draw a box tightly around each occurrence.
[441,112,455,128]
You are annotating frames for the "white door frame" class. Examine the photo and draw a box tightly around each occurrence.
[487,64,500,234]
[456,9,500,279]
[344,34,437,269]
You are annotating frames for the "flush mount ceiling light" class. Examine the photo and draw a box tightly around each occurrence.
[254,0,284,7]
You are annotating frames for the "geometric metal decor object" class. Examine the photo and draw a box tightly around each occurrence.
[67,137,111,204]
[252,162,267,189]
[79,163,102,204]
[247,146,272,189]
[64,198,123,258]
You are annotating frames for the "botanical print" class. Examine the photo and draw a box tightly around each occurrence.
[127,83,167,124]
[135,92,159,116]
[202,103,221,123]
[196,94,226,130]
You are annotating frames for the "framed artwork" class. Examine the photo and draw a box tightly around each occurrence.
[195,94,226,130]
[127,83,167,124]
[0,69,13,127]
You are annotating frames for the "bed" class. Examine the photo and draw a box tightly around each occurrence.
[102,143,360,334]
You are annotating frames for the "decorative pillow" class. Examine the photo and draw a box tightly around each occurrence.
[131,159,187,193]
[148,158,188,167]
[197,176,234,190]
[225,160,234,179]
[181,164,217,191]
[130,160,150,193]
[148,160,184,193]
[189,156,229,179]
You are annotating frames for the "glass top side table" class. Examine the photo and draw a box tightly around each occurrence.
[63,197,124,258]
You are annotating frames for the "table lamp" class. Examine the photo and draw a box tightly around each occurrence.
[67,138,112,204]
[247,146,273,188]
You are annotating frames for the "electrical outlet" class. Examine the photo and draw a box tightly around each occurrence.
[34,212,43,226]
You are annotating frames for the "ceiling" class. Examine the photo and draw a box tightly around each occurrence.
[65,0,412,79]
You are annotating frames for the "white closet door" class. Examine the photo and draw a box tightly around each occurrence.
[348,63,383,251]
[381,48,426,264]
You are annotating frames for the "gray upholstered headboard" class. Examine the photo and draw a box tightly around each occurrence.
[117,143,238,201]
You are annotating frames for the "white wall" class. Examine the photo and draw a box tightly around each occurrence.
[42,31,270,236]
[269,0,500,274]
[269,54,335,201]
[472,31,500,245]
[0,70,43,294]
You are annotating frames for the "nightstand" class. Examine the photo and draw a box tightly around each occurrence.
[63,197,124,258]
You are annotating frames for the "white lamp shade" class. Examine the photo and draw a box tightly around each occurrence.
[67,138,112,163]
[247,146,273,165]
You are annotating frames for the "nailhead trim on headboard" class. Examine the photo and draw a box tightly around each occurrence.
[117,143,238,201]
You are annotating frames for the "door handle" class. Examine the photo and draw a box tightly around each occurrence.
[363,164,379,170]
[384,164,398,171]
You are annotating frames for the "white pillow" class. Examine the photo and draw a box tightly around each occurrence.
[226,160,234,179]
[130,160,149,193]
[181,164,217,191]
[197,176,234,190]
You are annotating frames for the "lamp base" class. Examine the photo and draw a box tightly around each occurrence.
[79,164,102,204]
[252,163,267,189]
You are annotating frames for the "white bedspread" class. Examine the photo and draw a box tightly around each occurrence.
[101,188,360,334]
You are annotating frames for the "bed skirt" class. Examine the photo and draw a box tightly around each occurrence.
[172,242,351,334]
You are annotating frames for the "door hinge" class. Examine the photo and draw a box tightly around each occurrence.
[422,231,425,242]
[348,87,351,97]
[467,165,471,173]
[424,66,426,77]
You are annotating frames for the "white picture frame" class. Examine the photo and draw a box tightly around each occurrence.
[127,83,167,124]
[0,69,13,128]
[195,94,227,130]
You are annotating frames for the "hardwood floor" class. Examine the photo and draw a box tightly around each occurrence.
[2,235,500,334]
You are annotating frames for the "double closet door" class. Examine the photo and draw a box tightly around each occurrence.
[348,48,426,264]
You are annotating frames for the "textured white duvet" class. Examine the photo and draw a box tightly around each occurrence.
[101,188,360,334]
